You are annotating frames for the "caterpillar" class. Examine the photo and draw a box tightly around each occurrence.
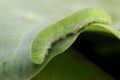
[31,8,112,64]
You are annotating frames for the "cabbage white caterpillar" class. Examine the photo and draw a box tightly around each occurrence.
[31,8,112,64]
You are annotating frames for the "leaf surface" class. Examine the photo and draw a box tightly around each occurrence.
[0,0,120,80]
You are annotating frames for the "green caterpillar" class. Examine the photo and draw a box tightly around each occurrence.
[31,8,112,64]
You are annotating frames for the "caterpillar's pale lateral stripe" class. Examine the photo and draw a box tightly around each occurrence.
[31,8,112,64]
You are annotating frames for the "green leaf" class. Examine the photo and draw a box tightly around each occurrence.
[32,48,114,80]
[0,0,120,80]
